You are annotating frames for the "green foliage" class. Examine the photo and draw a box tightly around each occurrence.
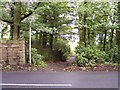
[30,2,73,62]
[53,38,71,61]
[75,45,107,67]
[75,2,119,67]
[0,1,119,67]
[31,48,47,67]
[105,46,118,63]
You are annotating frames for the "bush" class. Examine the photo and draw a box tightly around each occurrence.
[75,45,107,67]
[105,46,118,63]
[32,48,47,67]
[53,39,71,61]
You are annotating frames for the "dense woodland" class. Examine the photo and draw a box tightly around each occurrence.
[0,1,120,67]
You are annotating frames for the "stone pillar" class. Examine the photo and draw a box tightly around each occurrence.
[19,41,25,65]
[0,40,25,65]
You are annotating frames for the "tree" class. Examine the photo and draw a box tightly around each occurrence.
[32,2,73,49]
[117,2,120,62]
[75,1,119,65]
[0,2,40,40]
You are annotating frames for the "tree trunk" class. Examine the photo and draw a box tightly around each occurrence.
[110,29,114,48]
[13,2,21,40]
[42,32,47,48]
[83,14,87,47]
[78,14,83,45]
[36,31,39,40]
[10,3,14,40]
[39,31,42,45]
[117,2,120,62]
[87,28,90,45]
[49,34,53,49]
[116,30,120,62]
[10,24,14,39]
[103,29,107,51]
[83,1,87,47]
[99,32,103,50]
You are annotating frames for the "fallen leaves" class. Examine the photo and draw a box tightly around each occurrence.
[63,66,81,72]
[0,61,118,72]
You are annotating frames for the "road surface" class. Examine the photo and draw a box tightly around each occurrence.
[0,71,119,89]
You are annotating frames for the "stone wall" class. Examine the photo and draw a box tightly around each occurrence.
[0,40,25,65]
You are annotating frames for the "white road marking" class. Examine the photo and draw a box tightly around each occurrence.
[0,83,72,87]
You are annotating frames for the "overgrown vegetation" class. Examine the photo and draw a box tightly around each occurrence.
[0,1,119,70]
[53,38,71,61]
[75,2,119,67]
[75,45,107,67]
[32,48,47,67]
[75,45,118,67]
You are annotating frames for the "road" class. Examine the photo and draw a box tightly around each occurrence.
[0,71,118,89]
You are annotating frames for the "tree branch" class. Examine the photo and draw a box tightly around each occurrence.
[21,12,32,21]
[0,18,13,24]
[21,2,41,21]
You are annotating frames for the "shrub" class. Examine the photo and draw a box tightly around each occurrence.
[53,39,71,61]
[105,46,118,63]
[75,45,107,67]
[32,48,47,67]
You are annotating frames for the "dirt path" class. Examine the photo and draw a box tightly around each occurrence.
[40,54,79,72]
[37,54,118,72]
[66,54,75,65]
[1,55,118,72]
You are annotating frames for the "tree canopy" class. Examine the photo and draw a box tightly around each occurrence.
[0,1,119,66]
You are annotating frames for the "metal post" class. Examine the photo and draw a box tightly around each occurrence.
[29,19,32,65]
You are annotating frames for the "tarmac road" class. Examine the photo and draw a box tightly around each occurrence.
[1,71,119,88]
